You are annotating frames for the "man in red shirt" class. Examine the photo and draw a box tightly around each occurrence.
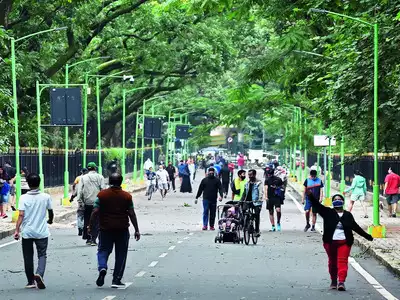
[384,167,400,218]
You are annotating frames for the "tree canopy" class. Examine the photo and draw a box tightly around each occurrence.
[1,0,399,154]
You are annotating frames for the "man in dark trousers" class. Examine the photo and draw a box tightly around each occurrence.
[89,173,140,289]
[219,163,232,198]
[166,162,177,193]
[195,168,223,231]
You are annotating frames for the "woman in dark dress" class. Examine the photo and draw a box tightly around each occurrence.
[180,162,192,193]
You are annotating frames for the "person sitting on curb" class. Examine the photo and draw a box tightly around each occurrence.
[306,189,373,292]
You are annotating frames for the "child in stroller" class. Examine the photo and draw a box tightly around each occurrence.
[215,203,243,244]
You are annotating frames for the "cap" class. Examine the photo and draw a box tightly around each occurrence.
[87,162,97,169]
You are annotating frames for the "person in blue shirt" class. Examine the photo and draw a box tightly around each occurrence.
[145,167,157,197]
[302,169,324,232]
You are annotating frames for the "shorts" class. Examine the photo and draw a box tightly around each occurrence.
[267,197,281,211]
[158,182,168,190]
[386,194,399,205]
[9,185,15,196]
[304,199,317,214]
[351,194,365,202]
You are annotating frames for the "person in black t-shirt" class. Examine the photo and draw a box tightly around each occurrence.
[219,163,231,198]
[264,168,284,232]
[166,162,177,192]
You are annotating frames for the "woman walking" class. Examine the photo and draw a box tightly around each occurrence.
[180,161,192,193]
[306,190,373,291]
[344,170,368,218]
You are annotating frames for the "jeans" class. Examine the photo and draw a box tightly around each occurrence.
[323,240,351,282]
[202,199,217,227]
[22,238,48,283]
[97,229,130,281]
[77,209,84,230]
[83,205,98,242]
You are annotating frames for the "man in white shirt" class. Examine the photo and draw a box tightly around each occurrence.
[14,173,54,290]
[156,165,170,199]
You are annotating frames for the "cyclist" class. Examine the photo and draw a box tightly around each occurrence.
[240,169,263,237]
[145,167,157,200]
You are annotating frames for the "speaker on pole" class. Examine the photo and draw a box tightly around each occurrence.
[175,125,190,139]
[50,88,82,126]
[144,117,162,139]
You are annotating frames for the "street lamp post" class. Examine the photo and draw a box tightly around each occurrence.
[10,27,66,214]
[310,8,384,237]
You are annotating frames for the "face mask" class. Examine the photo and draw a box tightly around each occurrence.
[209,173,215,178]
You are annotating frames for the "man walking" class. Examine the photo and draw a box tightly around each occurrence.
[70,168,88,236]
[156,165,169,199]
[219,163,231,198]
[231,170,247,201]
[195,168,223,231]
[384,167,400,217]
[89,173,140,289]
[302,169,324,232]
[14,173,54,289]
[264,168,284,232]
[166,162,177,192]
[77,162,106,246]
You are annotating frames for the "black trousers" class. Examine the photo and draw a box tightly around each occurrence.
[22,238,48,283]
[83,205,98,242]
[222,180,229,195]
[169,175,176,191]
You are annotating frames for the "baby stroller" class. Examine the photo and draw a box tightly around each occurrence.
[214,202,243,244]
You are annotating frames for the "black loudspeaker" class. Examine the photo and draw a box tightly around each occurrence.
[50,88,82,126]
[144,118,162,139]
[175,125,190,139]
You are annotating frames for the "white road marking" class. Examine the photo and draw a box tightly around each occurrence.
[0,240,19,249]
[102,296,116,300]
[168,245,176,250]
[183,237,189,240]
[189,233,194,236]
[135,271,146,277]
[287,192,398,300]
[148,261,158,267]
[177,241,183,244]
[159,252,168,258]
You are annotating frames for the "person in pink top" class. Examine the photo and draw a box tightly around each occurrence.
[237,154,245,170]
[384,167,400,218]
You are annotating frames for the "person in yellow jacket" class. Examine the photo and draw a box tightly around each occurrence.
[231,170,247,201]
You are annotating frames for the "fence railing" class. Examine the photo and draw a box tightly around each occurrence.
[0,147,161,187]
[307,152,400,193]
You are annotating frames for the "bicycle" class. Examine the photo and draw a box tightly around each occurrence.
[147,178,158,201]
[240,201,259,245]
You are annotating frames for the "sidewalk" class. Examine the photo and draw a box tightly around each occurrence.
[288,179,400,276]
[0,179,146,240]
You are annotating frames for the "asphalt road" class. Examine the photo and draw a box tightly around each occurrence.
[0,173,399,300]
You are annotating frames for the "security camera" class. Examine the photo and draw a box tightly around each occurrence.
[129,77,135,84]
[123,75,135,83]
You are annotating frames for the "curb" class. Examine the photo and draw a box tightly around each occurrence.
[287,181,400,277]
[0,185,146,241]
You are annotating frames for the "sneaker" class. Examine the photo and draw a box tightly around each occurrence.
[304,224,311,232]
[364,215,369,219]
[330,281,338,289]
[25,282,36,289]
[86,240,92,245]
[91,241,98,246]
[310,226,316,232]
[392,214,397,218]
[1,214,8,219]
[210,226,215,231]
[277,224,281,232]
[255,231,261,237]
[202,226,207,231]
[34,274,46,289]
[338,282,346,291]
[78,228,83,236]
[269,226,276,232]
[11,206,16,212]
[96,269,107,287]
[111,279,125,289]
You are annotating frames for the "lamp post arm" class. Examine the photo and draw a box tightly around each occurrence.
[15,27,67,42]
[310,9,373,26]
